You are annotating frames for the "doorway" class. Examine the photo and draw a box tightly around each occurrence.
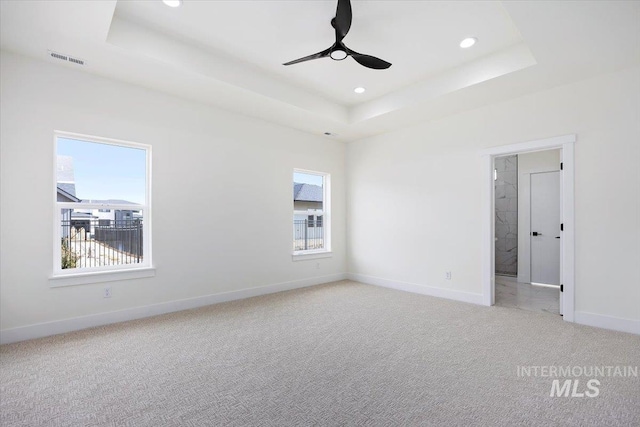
[481,134,576,322]
[493,152,561,315]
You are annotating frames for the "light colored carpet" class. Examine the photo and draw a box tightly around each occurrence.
[1,280,639,426]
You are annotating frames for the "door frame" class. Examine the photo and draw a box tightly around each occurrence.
[480,134,576,322]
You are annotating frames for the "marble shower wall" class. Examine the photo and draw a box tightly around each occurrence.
[495,155,518,276]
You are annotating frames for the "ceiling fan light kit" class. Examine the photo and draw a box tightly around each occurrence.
[283,0,391,70]
[329,49,348,60]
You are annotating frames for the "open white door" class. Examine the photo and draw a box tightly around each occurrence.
[530,171,561,284]
[530,171,561,312]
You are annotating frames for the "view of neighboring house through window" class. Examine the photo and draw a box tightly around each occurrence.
[293,170,329,253]
[55,133,150,273]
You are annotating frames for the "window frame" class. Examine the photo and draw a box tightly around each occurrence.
[292,168,331,259]
[50,131,154,286]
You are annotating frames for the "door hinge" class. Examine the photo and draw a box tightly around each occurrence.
[560,162,563,170]
[560,284,563,292]
[560,223,564,231]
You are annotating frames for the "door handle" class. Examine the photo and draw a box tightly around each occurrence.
[531,231,542,236]
[555,236,561,239]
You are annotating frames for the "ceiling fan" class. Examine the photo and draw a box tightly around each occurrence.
[283,0,391,70]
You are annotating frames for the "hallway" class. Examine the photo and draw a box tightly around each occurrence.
[495,275,560,315]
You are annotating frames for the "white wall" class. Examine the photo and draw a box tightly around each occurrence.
[0,52,346,339]
[347,65,640,326]
[516,150,561,283]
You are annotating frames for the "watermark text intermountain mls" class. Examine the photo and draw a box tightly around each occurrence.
[516,365,638,398]
[517,365,638,378]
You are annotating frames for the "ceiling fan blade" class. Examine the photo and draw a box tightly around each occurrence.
[348,50,392,69]
[334,0,352,40]
[283,48,331,66]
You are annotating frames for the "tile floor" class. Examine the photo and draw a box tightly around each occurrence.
[495,275,560,315]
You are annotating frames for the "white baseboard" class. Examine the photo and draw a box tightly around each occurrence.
[348,273,484,305]
[574,311,640,335]
[0,273,347,345]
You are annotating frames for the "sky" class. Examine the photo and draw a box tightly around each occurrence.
[294,172,323,187]
[57,137,146,204]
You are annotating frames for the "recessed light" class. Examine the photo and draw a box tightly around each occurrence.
[460,37,477,48]
[354,87,366,94]
[163,0,182,7]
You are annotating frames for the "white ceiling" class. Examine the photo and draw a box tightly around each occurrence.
[113,1,523,105]
[1,1,639,142]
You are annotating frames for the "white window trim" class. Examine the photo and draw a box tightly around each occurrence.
[291,251,333,262]
[51,131,153,286]
[49,267,156,288]
[293,168,331,259]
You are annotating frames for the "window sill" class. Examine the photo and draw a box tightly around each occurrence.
[49,267,156,288]
[292,251,332,261]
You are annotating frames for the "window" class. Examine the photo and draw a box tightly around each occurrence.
[53,132,152,282]
[293,169,330,255]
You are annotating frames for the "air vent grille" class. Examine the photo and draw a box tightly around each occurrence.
[48,50,85,66]
[50,52,68,61]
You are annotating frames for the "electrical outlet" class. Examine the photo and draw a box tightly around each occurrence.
[445,271,452,280]
[103,286,112,298]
